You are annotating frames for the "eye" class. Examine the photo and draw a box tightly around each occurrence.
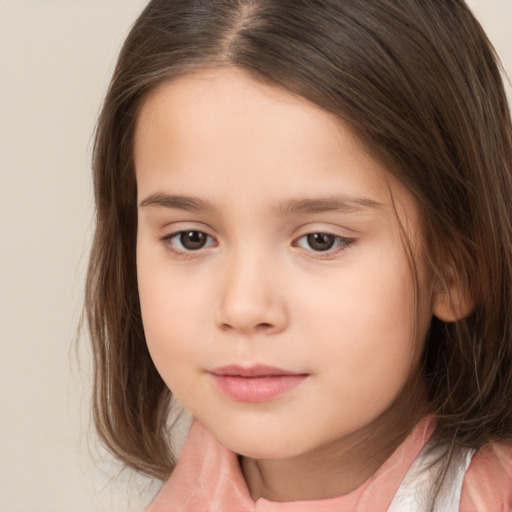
[295,232,354,253]
[162,230,216,252]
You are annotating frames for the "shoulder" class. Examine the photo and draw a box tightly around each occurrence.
[460,441,512,512]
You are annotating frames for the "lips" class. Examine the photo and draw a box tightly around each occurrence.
[209,365,308,402]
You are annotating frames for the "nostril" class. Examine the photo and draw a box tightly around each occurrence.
[219,322,275,333]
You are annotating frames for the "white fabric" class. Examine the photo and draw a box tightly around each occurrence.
[388,442,475,512]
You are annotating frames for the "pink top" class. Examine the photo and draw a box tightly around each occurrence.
[146,418,512,512]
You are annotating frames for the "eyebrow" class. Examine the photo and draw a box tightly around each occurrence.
[273,196,385,215]
[139,193,384,215]
[139,193,218,212]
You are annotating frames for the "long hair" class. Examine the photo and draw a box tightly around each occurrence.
[85,0,512,480]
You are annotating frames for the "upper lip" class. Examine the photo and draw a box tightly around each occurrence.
[209,365,306,377]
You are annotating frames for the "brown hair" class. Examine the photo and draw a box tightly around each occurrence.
[85,0,512,481]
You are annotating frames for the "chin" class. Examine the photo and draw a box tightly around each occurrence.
[209,423,308,460]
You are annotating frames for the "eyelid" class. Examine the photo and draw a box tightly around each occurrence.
[158,224,356,259]
[292,230,356,259]
[161,229,217,255]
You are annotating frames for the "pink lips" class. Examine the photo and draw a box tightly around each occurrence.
[209,365,308,402]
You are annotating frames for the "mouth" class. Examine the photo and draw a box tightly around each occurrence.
[208,365,309,402]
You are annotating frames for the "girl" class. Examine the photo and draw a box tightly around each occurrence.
[85,0,512,510]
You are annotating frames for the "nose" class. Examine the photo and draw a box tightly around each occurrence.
[215,250,288,336]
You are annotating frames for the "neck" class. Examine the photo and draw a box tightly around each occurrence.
[240,376,428,502]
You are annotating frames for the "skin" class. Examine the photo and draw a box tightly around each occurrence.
[135,68,436,501]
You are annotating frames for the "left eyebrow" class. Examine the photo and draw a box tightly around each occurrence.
[273,196,385,216]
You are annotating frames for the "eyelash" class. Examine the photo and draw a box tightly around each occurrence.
[161,230,217,256]
[293,233,355,258]
[160,230,355,258]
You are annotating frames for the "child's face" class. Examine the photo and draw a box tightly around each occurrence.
[135,69,432,461]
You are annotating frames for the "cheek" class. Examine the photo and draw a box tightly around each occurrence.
[136,250,207,388]
[297,251,420,401]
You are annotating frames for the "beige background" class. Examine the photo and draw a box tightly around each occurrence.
[0,1,510,511]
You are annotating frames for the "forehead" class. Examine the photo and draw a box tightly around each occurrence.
[134,69,358,172]
[134,68,416,223]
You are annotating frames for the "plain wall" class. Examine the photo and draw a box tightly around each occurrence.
[0,1,510,511]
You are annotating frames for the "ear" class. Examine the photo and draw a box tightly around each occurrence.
[432,272,474,323]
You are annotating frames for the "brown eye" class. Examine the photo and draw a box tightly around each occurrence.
[295,232,354,256]
[163,230,216,253]
[306,233,335,251]
[179,231,208,250]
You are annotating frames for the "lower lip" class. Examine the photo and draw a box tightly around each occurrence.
[211,374,307,402]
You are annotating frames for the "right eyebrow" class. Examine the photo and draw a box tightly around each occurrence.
[139,193,218,213]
